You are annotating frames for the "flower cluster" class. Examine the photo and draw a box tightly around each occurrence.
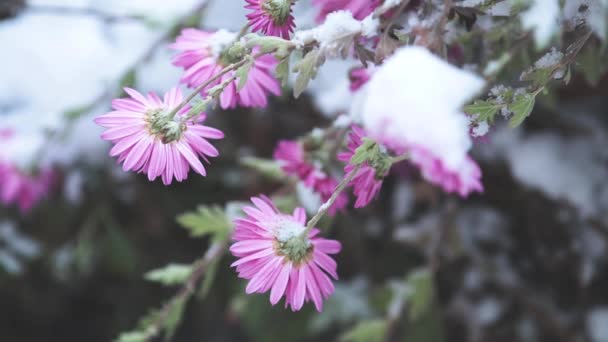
[273,140,347,214]
[89,0,495,315]
[230,196,341,311]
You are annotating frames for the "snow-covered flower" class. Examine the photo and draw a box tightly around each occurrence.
[313,0,381,21]
[245,0,296,39]
[230,196,341,311]
[170,28,281,109]
[338,126,386,208]
[273,140,347,214]
[358,46,485,196]
[0,163,55,213]
[94,87,224,185]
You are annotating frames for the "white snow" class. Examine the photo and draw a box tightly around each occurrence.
[472,121,490,137]
[292,11,377,52]
[563,0,607,39]
[480,120,608,220]
[208,29,237,56]
[359,46,485,170]
[521,0,560,48]
[534,47,563,68]
[587,308,608,342]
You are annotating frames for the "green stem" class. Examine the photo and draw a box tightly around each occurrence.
[166,51,270,121]
[390,153,409,164]
[302,164,362,236]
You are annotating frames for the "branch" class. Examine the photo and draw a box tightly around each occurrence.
[146,241,226,341]
[27,5,147,24]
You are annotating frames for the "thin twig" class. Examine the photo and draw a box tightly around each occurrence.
[304,164,362,233]
[28,5,146,24]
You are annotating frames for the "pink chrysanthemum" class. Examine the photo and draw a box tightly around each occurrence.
[0,162,55,213]
[408,145,483,197]
[231,196,341,311]
[338,126,385,208]
[245,0,296,39]
[313,0,381,21]
[94,87,223,185]
[170,28,281,110]
[273,140,347,214]
[349,67,372,92]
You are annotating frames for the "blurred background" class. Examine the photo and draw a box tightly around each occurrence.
[1,0,608,341]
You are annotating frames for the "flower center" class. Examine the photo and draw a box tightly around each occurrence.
[145,108,186,143]
[274,219,313,265]
[262,0,292,25]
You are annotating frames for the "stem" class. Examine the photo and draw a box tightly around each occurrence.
[390,153,409,164]
[146,241,226,341]
[167,51,269,120]
[165,60,247,119]
[303,164,362,235]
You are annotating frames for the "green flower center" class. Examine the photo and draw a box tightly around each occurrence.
[145,108,186,143]
[262,0,292,25]
[274,219,313,265]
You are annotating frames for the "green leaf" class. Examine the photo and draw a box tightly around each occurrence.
[176,205,231,242]
[464,100,503,123]
[119,70,138,93]
[187,99,209,118]
[235,59,254,91]
[293,49,321,98]
[145,263,193,286]
[245,35,291,53]
[406,268,434,321]
[163,296,188,341]
[102,222,137,275]
[115,331,148,342]
[508,92,536,128]
[274,58,290,87]
[339,319,387,342]
[63,104,94,121]
[351,138,378,165]
[240,157,285,180]
[198,259,219,299]
[520,67,553,85]
[577,44,607,86]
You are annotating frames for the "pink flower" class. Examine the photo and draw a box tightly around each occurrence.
[313,0,381,21]
[273,140,347,214]
[338,126,385,208]
[170,28,281,109]
[408,145,483,197]
[0,163,55,213]
[94,87,223,185]
[245,0,296,39]
[230,196,341,311]
[0,128,14,140]
[349,67,371,92]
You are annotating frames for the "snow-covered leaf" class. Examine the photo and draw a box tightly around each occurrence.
[508,93,536,127]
